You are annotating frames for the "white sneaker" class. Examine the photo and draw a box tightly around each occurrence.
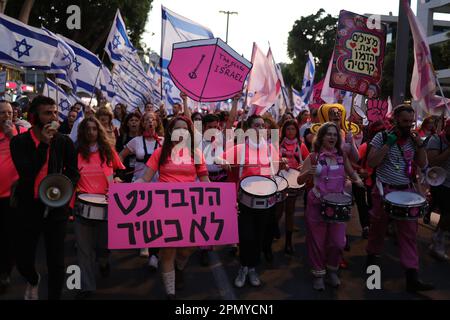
[148,255,159,270]
[313,277,325,291]
[325,271,341,288]
[234,266,248,288]
[24,273,40,300]
[140,248,149,258]
[248,268,261,287]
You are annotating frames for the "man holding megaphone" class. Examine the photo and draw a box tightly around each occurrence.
[10,96,79,300]
[426,118,450,261]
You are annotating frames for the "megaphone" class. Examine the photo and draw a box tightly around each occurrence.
[38,174,74,208]
[425,166,447,187]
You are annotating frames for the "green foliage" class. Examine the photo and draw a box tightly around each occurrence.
[286,9,337,90]
[5,0,153,55]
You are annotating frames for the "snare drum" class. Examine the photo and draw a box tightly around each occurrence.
[320,193,352,223]
[76,193,108,221]
[273,175,289,203]
[278,169,304,197]
[383,191,428,221]
[238,176,278,209]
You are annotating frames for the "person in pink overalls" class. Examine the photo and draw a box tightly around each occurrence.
[298,122,364,291]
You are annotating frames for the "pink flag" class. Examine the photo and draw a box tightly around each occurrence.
[246,43,279,116]
[403,0,436,110]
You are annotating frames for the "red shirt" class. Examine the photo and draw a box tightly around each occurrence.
[30,129,50,199]
[77,149,125,194]
[280,138,310,169]
[358,142,374,187]
[146,147,208,182]
[0,126,26,198]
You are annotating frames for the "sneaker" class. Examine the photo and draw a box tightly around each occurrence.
[234,266,248,288]
[429,245,450,262]
[325,271,341,288]
[24,273,40,300]
[248,268,261,287]
[313,277,325,291]
[148,255,159,271]
[140,248,149,258]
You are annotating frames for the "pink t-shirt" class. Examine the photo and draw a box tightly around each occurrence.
[0,126,26,198]
[222,140,280,181]
[146,147,208,182]
[280,139,310,169]
[30,129,50,199]
[77,149,125,194]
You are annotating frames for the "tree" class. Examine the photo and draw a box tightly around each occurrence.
[5,0,153,55]
[286,9,337,90]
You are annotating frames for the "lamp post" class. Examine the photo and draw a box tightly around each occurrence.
[219,10,238,43]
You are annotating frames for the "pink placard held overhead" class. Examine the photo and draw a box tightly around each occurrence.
[367,99,389,123]
[108,182,238,249]
[168,38,252,102]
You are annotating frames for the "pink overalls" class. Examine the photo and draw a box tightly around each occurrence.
[305,151,347,276]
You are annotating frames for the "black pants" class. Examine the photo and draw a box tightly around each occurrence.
[15,199,68,300]
[262,206,278,253]
[430,185,450,231]
[238,203,272,268]
[352,183,372,229]
[0,198,16,277]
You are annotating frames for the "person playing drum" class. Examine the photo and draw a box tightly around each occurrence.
[298,122,363,291]
[366,104,434,293]
[136,116,210,300]
[278,119,310,254]
[74,117,125,300]
[218,115,284,289]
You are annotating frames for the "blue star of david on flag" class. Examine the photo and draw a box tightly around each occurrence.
[112,35,121,50]
[13,38,33,59]
[73,57,81,72]
[163,80,173,93]
[59,99,71,112]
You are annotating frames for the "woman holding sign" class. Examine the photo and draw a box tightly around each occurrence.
[137,116,210,300]
[298,122,363,291]
[74,117,125,300]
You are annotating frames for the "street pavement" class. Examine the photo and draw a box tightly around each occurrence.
[1,195,449,300]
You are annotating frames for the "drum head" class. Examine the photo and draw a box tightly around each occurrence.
[385,191,425,206]
[323,193,352,204]
[240,176,277,196]
[279,169,303,189]
[78,194,108,206]
[274,176,289,192]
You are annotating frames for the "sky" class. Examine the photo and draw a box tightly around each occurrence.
[142,0,448,64]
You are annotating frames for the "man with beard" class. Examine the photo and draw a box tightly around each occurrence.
[366,104,433,293]
[10,96,79,300]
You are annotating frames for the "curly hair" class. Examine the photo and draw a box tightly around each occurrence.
[140,111,164,136]
[77,117,114,166]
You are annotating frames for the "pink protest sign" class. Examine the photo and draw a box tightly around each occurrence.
[367,99,388,122]
[168,38,252,102]
[108,182,238,249]
[330,10,387,98]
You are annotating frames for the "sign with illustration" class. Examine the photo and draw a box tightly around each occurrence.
[330,10,387,98]
[168,38,252,102]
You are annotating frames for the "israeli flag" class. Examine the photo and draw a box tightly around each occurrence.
[161,5,214,114]
[42,28,77,91]
[0,13,58,69]
[43,78,78,121]
[293,51,315,117]
[58,35,102,95]
[99,64,115,102]
[105,9,136,64]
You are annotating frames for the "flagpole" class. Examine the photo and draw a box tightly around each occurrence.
[267,41,289,112]
[243,42,257,114]
[160,5,164,106]
[88,50,106,108]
